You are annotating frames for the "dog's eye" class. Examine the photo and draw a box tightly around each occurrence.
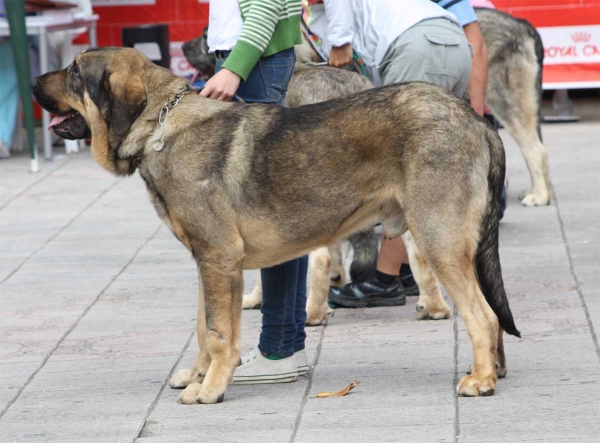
[72,63,80,77]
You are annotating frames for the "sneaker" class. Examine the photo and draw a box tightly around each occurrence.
[400,264,420,296]
[328,277,406,308]
[232,347,298,384]
[296,349,309,376]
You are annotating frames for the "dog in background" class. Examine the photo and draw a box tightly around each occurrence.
[475,7,550,207]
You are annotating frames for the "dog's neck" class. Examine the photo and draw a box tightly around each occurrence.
[112,75,194,170]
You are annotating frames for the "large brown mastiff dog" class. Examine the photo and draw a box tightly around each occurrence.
[32,47,519,404]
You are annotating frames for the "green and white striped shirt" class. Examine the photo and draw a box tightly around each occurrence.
[211,0,302,81]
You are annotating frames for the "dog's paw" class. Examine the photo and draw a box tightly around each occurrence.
[177,382,225,404]
[457,374,496,397]
[242,292,262,309]
[415,300,452,320]
[519,190,550,206]
[169,368,204,389]
[306,304,334,327]
[178,382,203,404]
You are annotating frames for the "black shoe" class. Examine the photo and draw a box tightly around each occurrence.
[400,264,420,296]
[328,277,406,308]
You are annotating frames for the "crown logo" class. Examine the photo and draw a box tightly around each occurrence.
[571,32,591,43]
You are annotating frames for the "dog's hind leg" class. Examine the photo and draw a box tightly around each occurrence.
[495,113,550,207]
[403,231,451,320]
[178,242,245,405]
[242,271,263,309]
[169,271,212,389]
[409,216,499,396]
[426,245,499,396]
[467,325,507,379]
[486,41,551,206]
[496,327,507,378]
[306,247,335,326]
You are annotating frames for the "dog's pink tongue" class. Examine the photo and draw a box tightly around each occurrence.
[48,115,70,130]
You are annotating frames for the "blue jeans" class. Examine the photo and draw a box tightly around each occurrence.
[216,48,309,358]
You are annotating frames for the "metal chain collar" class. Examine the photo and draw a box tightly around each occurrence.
[152,86,189,152]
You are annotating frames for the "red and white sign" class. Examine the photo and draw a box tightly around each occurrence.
[495,0,600,89]
[92,1,156,5]
[539,26,600,65]
[537,25,600,89]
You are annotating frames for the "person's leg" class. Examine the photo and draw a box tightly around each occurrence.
[258,259,300,358]
[376,237,407,276]
[219,48,309,382]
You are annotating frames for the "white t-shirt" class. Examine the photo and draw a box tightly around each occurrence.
[207,0,243,52]
[308,0,459,86]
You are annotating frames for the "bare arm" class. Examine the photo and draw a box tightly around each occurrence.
[323,0,354,67]
[463,21,487,116]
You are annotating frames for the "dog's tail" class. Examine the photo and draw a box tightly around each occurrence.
[476,131,521,338]
[348,229,378,283]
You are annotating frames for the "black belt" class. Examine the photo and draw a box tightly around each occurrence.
[214,50,231,59]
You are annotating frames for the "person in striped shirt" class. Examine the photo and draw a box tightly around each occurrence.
[202,0,310,385]
[201,0,302,101]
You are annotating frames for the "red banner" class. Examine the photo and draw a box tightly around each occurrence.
[495,0,600,89]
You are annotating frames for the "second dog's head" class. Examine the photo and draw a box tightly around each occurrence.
[182,27,216,79]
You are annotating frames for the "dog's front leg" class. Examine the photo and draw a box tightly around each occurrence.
[169,270,211,389]
[178,249,243,405]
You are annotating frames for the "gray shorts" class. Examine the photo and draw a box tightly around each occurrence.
[378,17,472,97]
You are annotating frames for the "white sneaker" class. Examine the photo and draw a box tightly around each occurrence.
[296,349,309,376]
[233,347,298,384]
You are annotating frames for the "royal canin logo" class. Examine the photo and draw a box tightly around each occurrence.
[571,32,592,43]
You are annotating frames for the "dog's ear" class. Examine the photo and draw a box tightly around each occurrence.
[106,72,147,136]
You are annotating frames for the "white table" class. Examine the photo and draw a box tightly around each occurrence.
[0,13,99,164]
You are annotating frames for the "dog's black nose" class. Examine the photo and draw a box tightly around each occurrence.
[30,78,39,92]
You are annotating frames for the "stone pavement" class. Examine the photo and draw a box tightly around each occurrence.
[0,101,598,443]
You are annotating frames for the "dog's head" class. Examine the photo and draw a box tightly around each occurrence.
[31,47,177,175]
[31,47,152,141]
[182,27,216,79]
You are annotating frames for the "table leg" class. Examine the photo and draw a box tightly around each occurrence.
[39,27,52,162]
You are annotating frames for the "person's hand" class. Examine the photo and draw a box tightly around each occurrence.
[200,68,241,101]
[470,96,485,117]
[329,43,353,68]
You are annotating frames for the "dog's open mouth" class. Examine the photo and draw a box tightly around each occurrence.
[48,111,89,140]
